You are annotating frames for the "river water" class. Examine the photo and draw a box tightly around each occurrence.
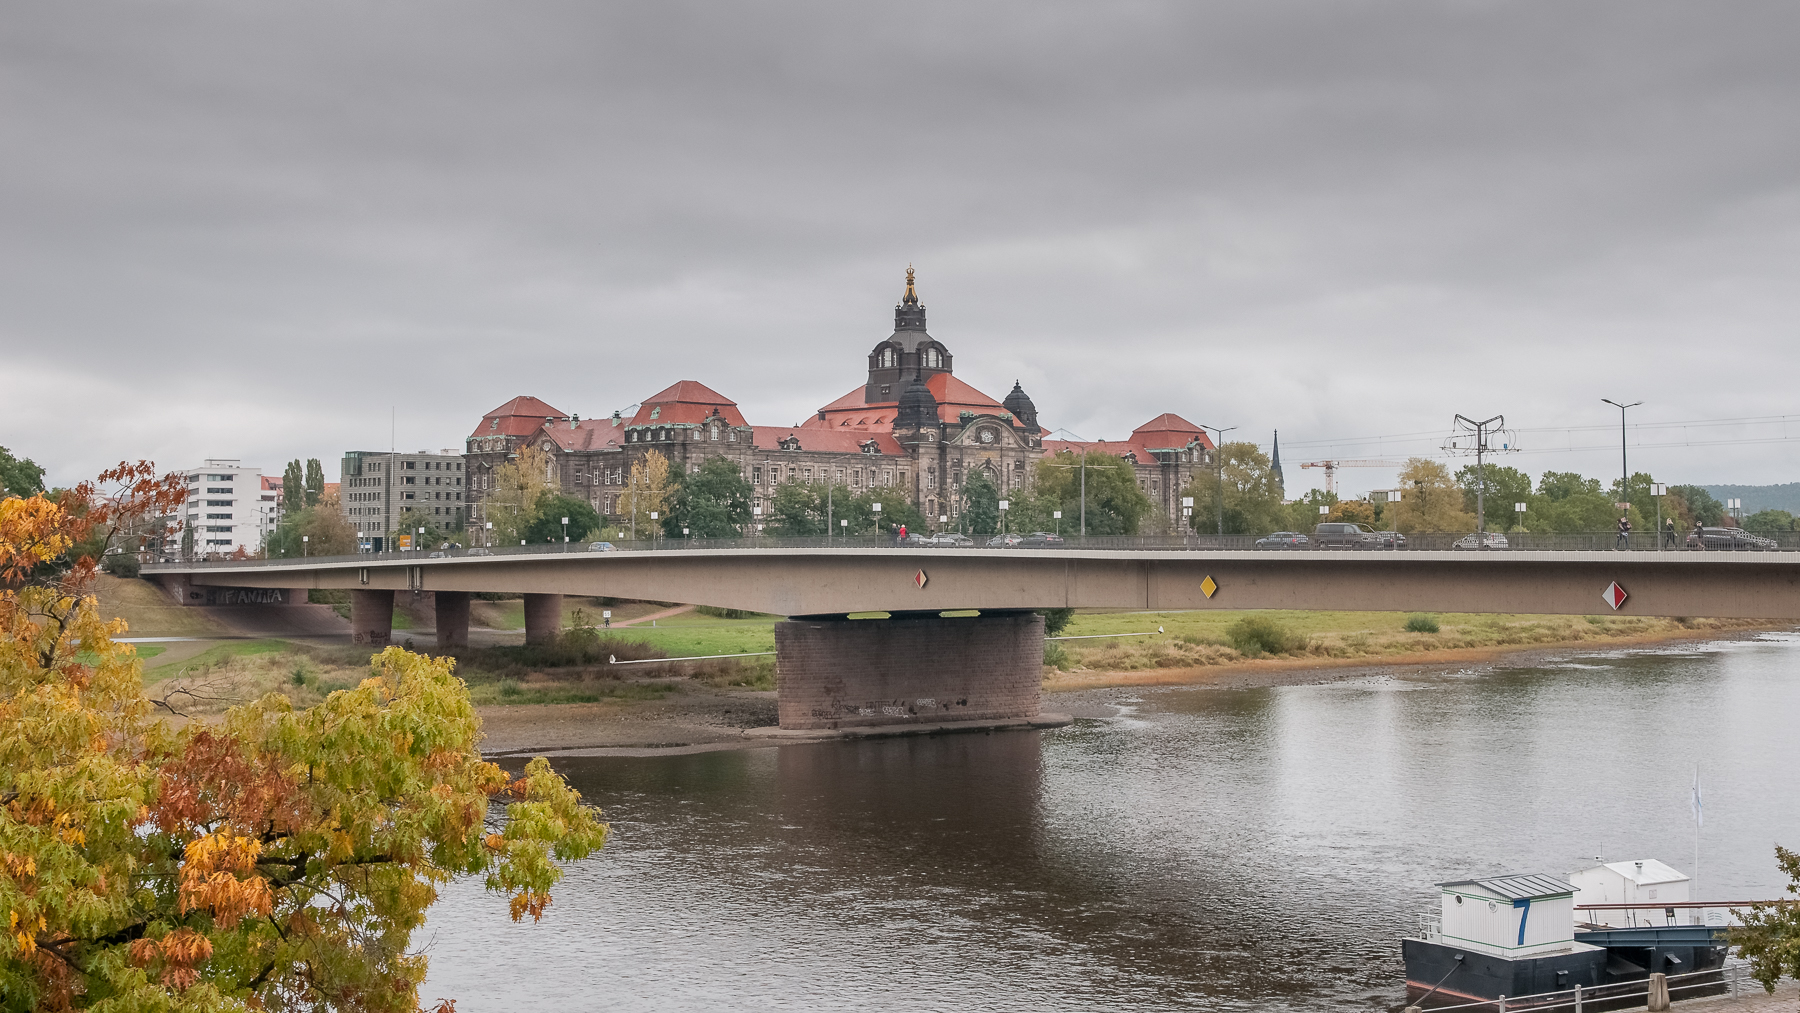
[422,633,1800,1011]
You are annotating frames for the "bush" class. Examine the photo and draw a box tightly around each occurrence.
[1225,616,1305,657]
[1404,614,1441,634]
[1043,641,1072,671]
[101,554,140,578]
[1037,607,1075,637]
[696,604,759,620]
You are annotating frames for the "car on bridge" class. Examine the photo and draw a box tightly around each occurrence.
[1255,531,1312,550]
[894,532,932,546]
[986,533,1025,548]
[1018,532,1066,548]
[927,532,975,548]
[1312,522,1404,549]
[1687,527,1779,551]
[588,541,619,552]
[1452,531,1510,550]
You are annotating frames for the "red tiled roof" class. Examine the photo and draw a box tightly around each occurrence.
[543,419,628,453]
[630,380,748,427]
[807,374,1010,431]
[1041,438,1160,465]
[751,426,904,456]
[471,395,567,437]
[261,475,281,491]
[1130,412,1214,450]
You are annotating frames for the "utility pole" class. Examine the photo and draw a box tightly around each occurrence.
[1602,399,1642,527]
[1196,424,1236,538]
[1049,430,1093,540]
[1444,414,1515,534]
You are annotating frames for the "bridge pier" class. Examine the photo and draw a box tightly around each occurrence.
[350,589,394,647]
[773,611,1044,730]
[435,591,471,650]
[522,593,563,646]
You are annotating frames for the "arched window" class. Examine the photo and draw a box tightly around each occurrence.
[878,346,896,368]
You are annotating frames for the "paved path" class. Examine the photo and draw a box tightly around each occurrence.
[1679,976,1799,1011]
[609,604,696,627]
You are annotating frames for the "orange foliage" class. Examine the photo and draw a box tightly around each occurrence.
[0,459,185,587]
[153,730,308,837]
[178,832,275,928]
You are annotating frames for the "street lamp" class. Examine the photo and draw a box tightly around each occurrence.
[1049,429,1092,540]
[1602,398,1642,524]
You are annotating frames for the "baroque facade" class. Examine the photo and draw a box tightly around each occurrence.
[463,270,1214,532]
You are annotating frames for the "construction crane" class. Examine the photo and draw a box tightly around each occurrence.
[1298,459,1405,495]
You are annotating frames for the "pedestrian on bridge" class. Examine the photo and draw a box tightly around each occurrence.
[1664,518,1679,549]
[1693,519,1706,549]
[1615,515,1631,549]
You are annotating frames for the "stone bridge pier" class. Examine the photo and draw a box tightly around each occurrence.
[772,611,1046,730]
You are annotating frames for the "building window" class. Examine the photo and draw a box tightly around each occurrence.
[406,461,416,469]
[803,468,812,483]
[752,466,762,484]
[205,513,232,520]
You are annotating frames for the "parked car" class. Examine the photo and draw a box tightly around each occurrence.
[928,532,975,548]
[1452,531,1510,550]
[1018,532,1066,548]
[466,548,493,556]
[894,532,931,546]
[1312,522,1377,549]
[587,541,618,552]
[1255,531,1312,550]
[985,533,1025,548]
[1686,527,1778,551]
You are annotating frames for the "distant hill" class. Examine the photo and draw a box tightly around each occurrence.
[1704,483,1800,514]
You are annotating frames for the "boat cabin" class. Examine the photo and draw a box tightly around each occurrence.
[1569,859,1691,927]
[1437,874,1580,958]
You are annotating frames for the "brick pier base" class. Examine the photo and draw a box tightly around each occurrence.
[774,612,1044,730]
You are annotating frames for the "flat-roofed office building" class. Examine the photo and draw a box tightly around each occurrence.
[179,460,271,556]
[340,450,467,551]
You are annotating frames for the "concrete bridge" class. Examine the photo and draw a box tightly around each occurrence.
[144,548,1800,731]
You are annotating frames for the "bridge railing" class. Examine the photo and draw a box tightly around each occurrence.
[139,529,1800,572]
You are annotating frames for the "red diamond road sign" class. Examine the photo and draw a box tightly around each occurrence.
[914,569,928,590]
[1602,581,1627,611]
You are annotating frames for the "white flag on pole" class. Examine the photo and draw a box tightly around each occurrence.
[1691,766,1703,828]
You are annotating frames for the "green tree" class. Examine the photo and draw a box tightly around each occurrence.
[389,513,458,552]
[842,488,924,537]
[962,470,1000,535]
[1744,509,1797,533]
[1537,471,1602,502]
[1455,464,1534,531]
[524,492,602,544]
[0,445,45,498]
[1669,484,1725,527]
[1285,488,1338,532]
[766,482,829,536]
[1391,459,1477,533]
[304,458,325,508]
[281,459,304,515]
[1526,470,1645,533]
[1731,844,1800,993]
[1184,442,1284,536]
[267,505,359,557]
[666,457,753,538]
[1031,451,1155,536]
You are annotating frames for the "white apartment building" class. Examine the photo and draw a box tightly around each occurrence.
[340,449,467,551]
[180,460,278,555]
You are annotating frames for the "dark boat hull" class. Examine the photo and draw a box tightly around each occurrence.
[1404,927,1729,1009]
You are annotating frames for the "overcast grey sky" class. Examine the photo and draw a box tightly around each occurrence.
[5,1,1797,496]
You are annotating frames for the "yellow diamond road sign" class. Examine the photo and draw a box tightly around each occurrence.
[1200,575,1218,599]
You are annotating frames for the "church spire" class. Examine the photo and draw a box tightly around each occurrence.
[1271,429,1285,495]
[902,264,919,306]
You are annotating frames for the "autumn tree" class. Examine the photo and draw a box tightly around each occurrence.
[266,500,359,558]
[482,444,555,545]
[1390,458,1477,533]
[1,466,606,1011]
[622,450,673,538]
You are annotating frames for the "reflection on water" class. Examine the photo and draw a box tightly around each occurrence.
[423,634,1800,1011]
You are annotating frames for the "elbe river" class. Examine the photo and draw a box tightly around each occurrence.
[424,633,1800,1011]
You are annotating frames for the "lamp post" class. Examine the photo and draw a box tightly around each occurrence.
[1196,424,1237,538]
[1048,429,1093,541]
[1602,399,1642,526]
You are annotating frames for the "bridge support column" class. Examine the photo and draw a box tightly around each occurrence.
[774,611,1044,730]
[522,593,563,646]
[435,591,470,650]
[350,589,394,648]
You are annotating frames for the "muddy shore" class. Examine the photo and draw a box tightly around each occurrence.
[477,625,1791,756]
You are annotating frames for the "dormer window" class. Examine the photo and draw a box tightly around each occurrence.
[878,347,895,368]
[488,418,498,431]
[650,406,661,419]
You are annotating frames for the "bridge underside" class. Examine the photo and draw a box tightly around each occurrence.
[146,550,1800,732]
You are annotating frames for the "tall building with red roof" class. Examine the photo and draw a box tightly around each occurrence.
[459,269,1216,535]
